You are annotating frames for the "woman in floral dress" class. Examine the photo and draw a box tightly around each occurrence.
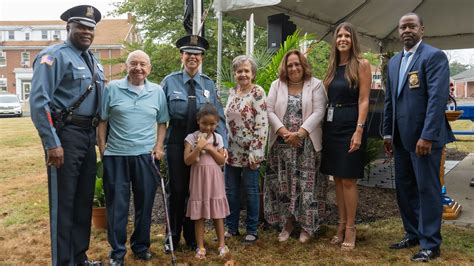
[265,50,328,243]
[224,55,268,244]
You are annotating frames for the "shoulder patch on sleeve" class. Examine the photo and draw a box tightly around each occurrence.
[40,54,54,66]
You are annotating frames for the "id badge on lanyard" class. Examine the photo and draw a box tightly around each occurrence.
[327,106,334,122]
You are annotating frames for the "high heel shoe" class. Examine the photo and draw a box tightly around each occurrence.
[341,226,356,251]
[330,221,346,245]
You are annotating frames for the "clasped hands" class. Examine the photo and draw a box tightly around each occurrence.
[278,128,302,148]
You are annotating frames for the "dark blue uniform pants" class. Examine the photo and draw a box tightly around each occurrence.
[48,125,96,266]
[166,144,195,247]
[394,141,443,250]
[103,154,158,260]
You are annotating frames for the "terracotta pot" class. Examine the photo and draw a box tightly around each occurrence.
[92,207,107,229]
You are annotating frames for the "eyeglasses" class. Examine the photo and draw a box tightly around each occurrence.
[128,61,149,68]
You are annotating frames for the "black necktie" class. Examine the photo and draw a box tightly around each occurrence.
[186,79,198,133]
[81,51,93,74]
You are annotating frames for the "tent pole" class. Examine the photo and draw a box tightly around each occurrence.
[217,11,223,90]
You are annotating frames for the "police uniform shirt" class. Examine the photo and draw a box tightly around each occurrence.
[30,40,106,149]
[161,70,228,147]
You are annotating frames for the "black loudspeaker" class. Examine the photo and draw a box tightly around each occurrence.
[267,13,297,51]
[366,89,385,139]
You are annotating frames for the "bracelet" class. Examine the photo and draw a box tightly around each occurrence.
[297,131,306,140]
[357,123,364,128]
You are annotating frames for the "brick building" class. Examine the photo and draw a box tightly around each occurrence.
[0,16,139,100]
[452,68,474,98]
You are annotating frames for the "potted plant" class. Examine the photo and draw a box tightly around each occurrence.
[92,160,107,229]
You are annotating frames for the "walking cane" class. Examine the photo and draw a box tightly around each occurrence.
[151,155,177,266]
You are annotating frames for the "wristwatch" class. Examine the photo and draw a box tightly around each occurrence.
[357,123,364,128]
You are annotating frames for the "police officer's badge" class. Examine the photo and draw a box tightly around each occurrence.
[86,6,94,18]
[408,71,420,89]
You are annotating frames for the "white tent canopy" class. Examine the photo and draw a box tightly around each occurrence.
[215,0,474,52]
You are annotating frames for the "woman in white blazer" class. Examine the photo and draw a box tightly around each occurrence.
[264,49,328,243]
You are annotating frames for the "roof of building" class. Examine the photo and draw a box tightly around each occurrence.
[0,19,135,47]
[452,67,474,82]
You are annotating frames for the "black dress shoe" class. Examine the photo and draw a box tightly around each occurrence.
[389,238,419,249]
[411,248,440,262]
[134,250,152,261]
[470,178,474,187]
[76,260,102,266]
[109,258,124,266]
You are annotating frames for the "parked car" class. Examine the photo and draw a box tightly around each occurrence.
[0,94,23,117]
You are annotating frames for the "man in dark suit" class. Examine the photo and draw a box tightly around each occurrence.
[383,12,455,262]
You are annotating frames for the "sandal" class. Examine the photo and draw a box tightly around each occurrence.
[278,224,294,242]
[218,245,230,257]
[195,247,206,259]
[330,221,346,245]
[299,230,311,243]
[341,226,356,251]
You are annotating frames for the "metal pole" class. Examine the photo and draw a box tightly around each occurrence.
[217,11,223,90]
[246,20,250,55]
[249,13,254,55]
[192,0,201,35]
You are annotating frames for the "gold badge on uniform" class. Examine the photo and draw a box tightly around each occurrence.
[86,6,94,18]
[190,35,198,45]
[408,71,420,89]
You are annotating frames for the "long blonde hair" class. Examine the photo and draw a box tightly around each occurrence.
[323,22,362,89]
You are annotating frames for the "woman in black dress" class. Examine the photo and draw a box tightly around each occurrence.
[321,22,371,250]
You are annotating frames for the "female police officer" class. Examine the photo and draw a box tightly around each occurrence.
[161,35,227,252]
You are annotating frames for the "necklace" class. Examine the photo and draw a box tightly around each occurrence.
[288,80,303,85]
[237,85,252,95]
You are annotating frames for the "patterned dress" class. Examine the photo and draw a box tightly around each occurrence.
[264,93,328,235]
[225,85,268,167]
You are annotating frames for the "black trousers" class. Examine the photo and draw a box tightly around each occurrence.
[166,144,195,247]
[103,154,159,260]
[48,125,96,266]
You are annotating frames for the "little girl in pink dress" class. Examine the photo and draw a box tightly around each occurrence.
[184,103,230,259]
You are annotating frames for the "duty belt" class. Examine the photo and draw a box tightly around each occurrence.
[66,114,98,128]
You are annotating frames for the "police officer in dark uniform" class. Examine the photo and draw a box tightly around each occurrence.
[29,5,105,266]
[161,35,227,252]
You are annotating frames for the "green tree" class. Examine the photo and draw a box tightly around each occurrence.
[307,40,331,80]
[449,61,469,76]
[112,0,267,84]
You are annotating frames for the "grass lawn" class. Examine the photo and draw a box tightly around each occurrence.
[0,117,473,264]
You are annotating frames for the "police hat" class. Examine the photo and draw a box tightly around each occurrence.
[176,35,209,54]
[60,5,101,28]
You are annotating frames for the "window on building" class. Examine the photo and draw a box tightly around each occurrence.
[25,33,30,41]
[41,30,48,39]
[0,51,6,67]
[21,52,30,66]
[8,31,14,40]
[53,30,61,40]
[0,78,7,93]
[92,51,101,59]
[372,74,381,80]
